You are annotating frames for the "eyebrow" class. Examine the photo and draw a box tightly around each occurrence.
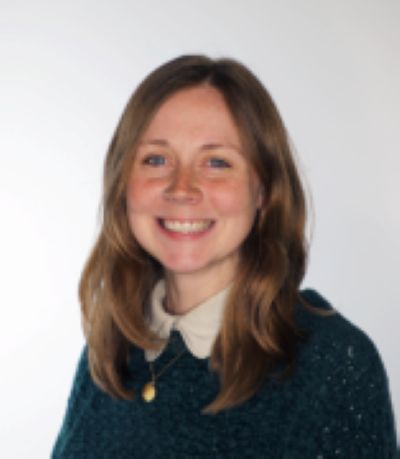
[138,139,169,147]
[139,139,242,153]
[200,142,242,153]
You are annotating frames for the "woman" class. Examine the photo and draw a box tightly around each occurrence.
[52,55,397,457]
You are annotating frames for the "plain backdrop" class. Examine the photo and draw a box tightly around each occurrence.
[1,1,399,457]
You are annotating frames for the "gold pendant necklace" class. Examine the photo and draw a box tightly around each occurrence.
[142,348,186,402]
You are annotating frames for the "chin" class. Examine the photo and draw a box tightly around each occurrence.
[159,255,210,275]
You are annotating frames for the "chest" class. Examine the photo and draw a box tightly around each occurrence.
[62,356,296,458]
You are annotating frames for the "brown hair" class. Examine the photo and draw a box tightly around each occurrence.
[79,55,308,413]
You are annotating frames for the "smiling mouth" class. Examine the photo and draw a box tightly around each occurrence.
[158,219,214,234]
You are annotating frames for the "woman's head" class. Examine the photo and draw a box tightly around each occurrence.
[102,55,306,286]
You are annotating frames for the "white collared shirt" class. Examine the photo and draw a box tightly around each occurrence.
[145,280,231,361]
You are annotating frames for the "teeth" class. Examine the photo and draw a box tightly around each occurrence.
[162,219,212,233]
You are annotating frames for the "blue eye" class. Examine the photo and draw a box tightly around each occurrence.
[143,155,166,166]
[208,158,231,168]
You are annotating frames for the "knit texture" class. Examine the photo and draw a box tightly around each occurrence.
[52,290,397,458]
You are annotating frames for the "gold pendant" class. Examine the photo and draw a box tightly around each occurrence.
[142,381,156,402]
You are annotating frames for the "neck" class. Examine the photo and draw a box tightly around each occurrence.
[164,265,236,315]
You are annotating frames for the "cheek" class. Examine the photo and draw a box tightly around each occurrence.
[125,182,153,244]
[208,180,259,217]
[126,178,157,212]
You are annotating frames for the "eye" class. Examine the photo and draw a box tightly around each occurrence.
[142,154,166,166]
[207,157,231,168]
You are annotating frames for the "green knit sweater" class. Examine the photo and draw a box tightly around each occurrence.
[52,290,397,458]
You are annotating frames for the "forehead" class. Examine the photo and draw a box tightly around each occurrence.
[140,85,243,148]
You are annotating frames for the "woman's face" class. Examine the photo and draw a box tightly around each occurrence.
[126,85,262,283]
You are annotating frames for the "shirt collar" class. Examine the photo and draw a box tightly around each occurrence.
[145,280,230,361]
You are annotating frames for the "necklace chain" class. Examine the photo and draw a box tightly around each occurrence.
[150,348,186,380]
[141,348,186,402]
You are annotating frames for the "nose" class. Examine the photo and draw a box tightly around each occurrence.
[163,165,201,204]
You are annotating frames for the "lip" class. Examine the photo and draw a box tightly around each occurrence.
[156,218,215,240]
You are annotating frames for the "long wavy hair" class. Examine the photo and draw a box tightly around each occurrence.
[79,55,309,413]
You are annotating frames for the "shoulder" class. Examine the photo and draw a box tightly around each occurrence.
[295,288,396,410]
[297,288,383,370]
[65,346,93,404]
[295,288,390,391]
[286,289,397,454]
[52,347,96,457]
[60,346,94,414]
